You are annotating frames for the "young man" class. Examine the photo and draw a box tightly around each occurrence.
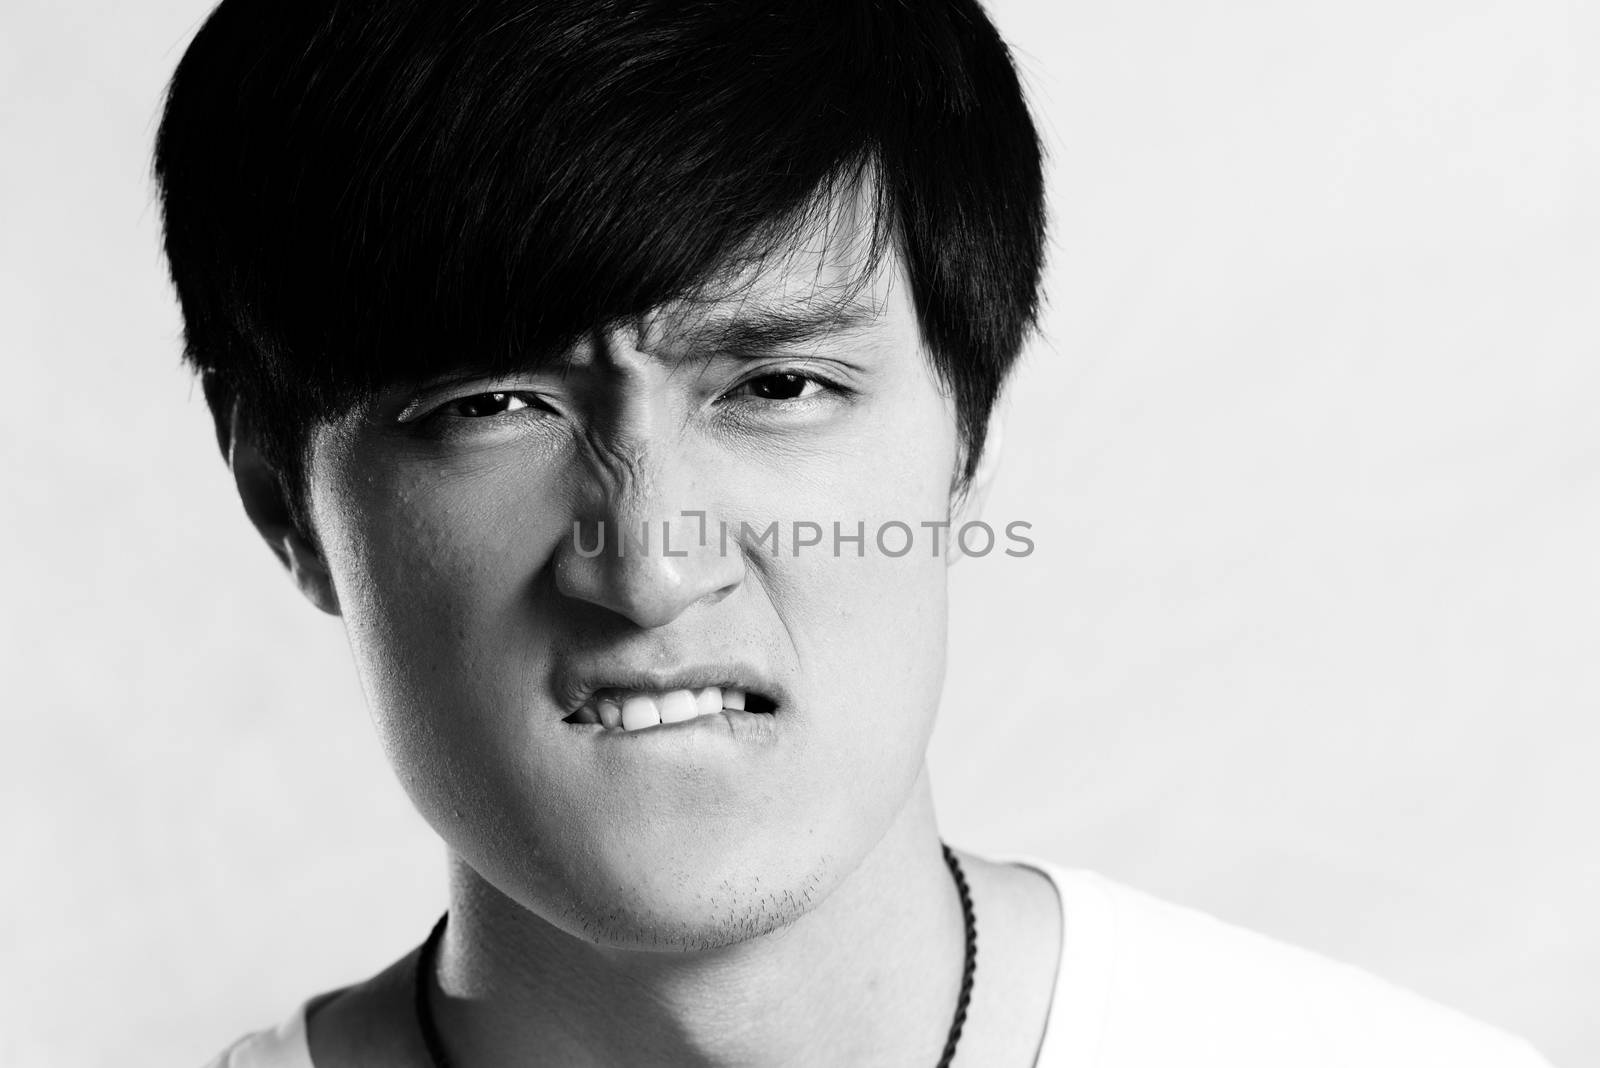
[158,2,1552,1065]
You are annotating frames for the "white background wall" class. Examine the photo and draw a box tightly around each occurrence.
[1,1,1592,1064]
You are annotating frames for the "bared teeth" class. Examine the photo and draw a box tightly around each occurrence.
[570,685,764,731]
[620,695,661,731]
[657,689,699,724]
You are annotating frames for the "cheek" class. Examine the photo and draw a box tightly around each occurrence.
[762,388,959,785]
[316,461,571,767]
[785,546,949,811]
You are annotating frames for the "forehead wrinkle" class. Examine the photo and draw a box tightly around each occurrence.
[635,173,893,356]
[641,249,895,363]
[584,175,897,379]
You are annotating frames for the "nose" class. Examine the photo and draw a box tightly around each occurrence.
[553,461,745,631]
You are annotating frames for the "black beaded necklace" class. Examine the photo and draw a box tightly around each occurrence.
[414,843,978,1067]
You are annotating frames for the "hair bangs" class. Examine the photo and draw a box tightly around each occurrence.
[156,0,1045,537]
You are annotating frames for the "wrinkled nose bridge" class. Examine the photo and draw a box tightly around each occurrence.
[557,419,744,629]
[577,406,657,510]
[571,346,695,509]
[583,438,702,549]
[580,408,710,531]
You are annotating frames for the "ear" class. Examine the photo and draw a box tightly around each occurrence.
[947,402,1006,566]
[227,402,341,616]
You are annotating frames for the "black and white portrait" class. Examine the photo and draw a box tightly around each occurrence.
[1,1,1590,1065]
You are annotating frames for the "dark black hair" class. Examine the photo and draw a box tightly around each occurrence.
[154,0,1045,538]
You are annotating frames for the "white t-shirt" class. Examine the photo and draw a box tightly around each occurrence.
[207,859,1554,1067]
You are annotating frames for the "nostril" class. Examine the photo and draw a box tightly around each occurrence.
[551,518,749,631]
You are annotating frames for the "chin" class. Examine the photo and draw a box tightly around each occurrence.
[495,824,839,953]
[561,887,812,952]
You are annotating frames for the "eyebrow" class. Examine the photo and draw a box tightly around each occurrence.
[395,297,885,410]
[675,298,883,361]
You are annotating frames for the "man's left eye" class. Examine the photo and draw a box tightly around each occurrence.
[441,391,536,418]
[734,373,825,402]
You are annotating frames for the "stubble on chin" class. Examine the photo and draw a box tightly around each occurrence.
[555,856,837,954]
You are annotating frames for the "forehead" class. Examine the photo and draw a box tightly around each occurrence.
[363,173,908,396]
[624,177,902,355]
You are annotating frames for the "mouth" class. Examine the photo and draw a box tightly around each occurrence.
[562,684,779,733]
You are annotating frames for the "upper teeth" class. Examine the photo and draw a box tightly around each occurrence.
[575,686,748,731]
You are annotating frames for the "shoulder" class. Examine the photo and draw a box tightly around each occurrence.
[305,944,430,1068]
[1017,860,1552,1068]
[201,1006,315,1068]
[203,947,422,1068]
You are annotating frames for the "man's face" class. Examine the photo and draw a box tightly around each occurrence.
[305,204,967,949]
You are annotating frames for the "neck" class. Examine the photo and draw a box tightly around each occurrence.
[430,768,965,1067]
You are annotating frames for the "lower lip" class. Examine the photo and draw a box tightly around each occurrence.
[566,709,779,746]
